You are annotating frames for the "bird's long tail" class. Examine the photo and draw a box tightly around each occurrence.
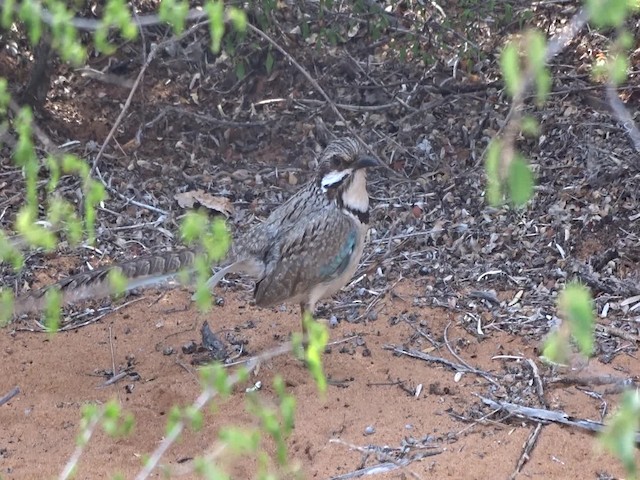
[12,249,199,316]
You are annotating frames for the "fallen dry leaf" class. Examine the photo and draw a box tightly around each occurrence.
[174,190,234,217]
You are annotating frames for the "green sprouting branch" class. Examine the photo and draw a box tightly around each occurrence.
[59,400,134,480]
[134,342,292,480]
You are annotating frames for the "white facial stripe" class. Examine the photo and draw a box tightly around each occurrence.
[341,169,369,213]
[321,169,352,190]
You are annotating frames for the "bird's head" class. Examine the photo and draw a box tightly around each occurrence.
[316,137,380,221]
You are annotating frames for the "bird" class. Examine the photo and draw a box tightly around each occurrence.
[12,137,381,335]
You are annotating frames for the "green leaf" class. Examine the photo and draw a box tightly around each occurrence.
[485,140,503,206]
[200,363,232,396]
[193,457,231,479]
[521,116,539,137]
[541,331,569,364]
[94,0,138,53]
[265,51,274,74]
[0,231,24,270]
[159,0,189,34]
[94,26,115,55]
[83,175,107,246]
[18,0,42,45]
[526,30,546,71]
[115,412,135,436]
[586,0,635,27]
[1,0,14,28]
[303,313,328,393]
[62,154,90,178]
[16,207,57,250]
[46,156,61,192]
[185,406,204,431]
[228,8,247,31]
[609,54,629,86]
[166,406,182,435]
[279,393,296,434]
[205,0,225,53]
[0,290,14,326]
[44,288,62,333]
[14,107,39,209]
[559,282,594,356]
[500,43,521,98]
[219,427,260,453]
[47,0,86,64]
[180,213,230,310]
[108,269,128,297]
[618,30,634,49]
[235,61,246,80]
[535,69,552,106]
[204,218,231,263]
[0,78,9,114]
[600,390,640,477]
[46,197,84,245]
[507,155,534,206]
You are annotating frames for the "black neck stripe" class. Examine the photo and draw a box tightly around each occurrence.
[345,206,369,224]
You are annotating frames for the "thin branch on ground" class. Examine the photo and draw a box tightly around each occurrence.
[385,345,500,387]
[509,422,543,480]
[479,396,640,443]
[0,386,20,406]
[329,438,441,480]
[493,355,546,406]
[547,373,637,390]
[94,167,170,216]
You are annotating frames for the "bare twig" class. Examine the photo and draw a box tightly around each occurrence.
[547,373,637,389]
[245,22,388,167]
[94,167,170,216]
[606,83,640,155]
[59,409,102,480]
[385,345,500,387]
[9,99,63,155]
[479,396,640,443]
[329,438,440,480]
[486,8,590,167]
[0,386,20,406]
[108,325,117,383]
[90,44,158,176]
[596,323,640,343]
[509,423,543,480]
[494,356,546,406]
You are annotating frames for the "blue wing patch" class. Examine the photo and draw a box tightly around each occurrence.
[319,230,357,278]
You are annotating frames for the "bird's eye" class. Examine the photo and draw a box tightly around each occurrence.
[331,156,341,168]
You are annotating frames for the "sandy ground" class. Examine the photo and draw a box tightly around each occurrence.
[0,279,629,479]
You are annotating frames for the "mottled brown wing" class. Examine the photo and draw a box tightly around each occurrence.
[253,209,358,307]
[233,182,328,258]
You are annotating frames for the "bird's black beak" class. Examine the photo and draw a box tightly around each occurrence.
[354,155,383,170]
